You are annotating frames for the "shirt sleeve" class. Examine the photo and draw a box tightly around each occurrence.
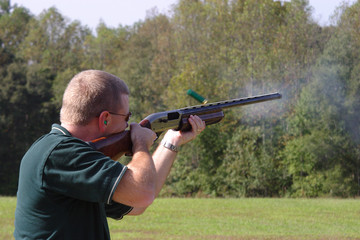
[42,137,127,204]
[105,202,133,220]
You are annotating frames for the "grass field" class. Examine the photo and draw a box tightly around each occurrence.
[1,197,360,239]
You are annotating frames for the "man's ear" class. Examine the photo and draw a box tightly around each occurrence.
[98,111,110,133]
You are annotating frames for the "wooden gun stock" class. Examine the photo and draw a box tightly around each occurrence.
[88,92,281,159]
[88,119,150,159]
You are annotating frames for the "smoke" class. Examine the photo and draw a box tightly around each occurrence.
[310,62,360,145]
[238,83,289,124]
[233,62,360,147]
[234,61,360,146]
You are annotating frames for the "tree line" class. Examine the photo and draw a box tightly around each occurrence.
[1,0,359,197]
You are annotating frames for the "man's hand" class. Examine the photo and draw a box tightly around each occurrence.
[130,123,157,152]
[162,115,206,147]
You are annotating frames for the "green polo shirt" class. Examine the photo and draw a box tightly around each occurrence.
[14,124,132,240]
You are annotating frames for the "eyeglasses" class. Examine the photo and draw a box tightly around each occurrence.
[109,111,132,122]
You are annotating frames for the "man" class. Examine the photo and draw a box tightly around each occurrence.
[14,70,205,239]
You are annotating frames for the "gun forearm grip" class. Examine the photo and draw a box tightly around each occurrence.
[179,109,224,131]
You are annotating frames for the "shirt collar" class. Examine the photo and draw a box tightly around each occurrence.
[51,124,72,136]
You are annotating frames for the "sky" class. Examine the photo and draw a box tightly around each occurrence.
[10,0,357,32]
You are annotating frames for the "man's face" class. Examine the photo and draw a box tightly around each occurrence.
[105,94,130,135]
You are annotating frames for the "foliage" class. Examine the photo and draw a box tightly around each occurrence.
[216,126,282,197]
[1,0,360,197]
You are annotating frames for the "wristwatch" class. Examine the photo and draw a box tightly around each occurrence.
[161,139,179,153]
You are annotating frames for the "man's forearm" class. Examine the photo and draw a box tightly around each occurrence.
[151,142,178,196]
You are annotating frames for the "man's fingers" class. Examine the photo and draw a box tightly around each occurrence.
[189,115,205,134]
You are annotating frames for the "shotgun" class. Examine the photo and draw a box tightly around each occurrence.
[88,92,281,158]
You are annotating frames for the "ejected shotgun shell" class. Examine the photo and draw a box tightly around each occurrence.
[187,89,208,104]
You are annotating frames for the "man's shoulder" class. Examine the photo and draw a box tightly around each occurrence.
[29,128,84,156]
[21,125,94,172]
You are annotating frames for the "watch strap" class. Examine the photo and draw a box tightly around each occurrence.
[161,139,179,152]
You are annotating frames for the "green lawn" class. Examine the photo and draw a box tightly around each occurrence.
[2,197,360,239]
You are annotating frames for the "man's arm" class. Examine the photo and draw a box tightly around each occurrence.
[111,123,157,208]
[128,115,205,215]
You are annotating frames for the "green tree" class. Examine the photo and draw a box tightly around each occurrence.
[161,0,325,197]
[282,63,359,197]
[216,126,282,197]
[0,5,89,194]
[0,3,33,194]
[0,0,10,15]
[112,13,175,119]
